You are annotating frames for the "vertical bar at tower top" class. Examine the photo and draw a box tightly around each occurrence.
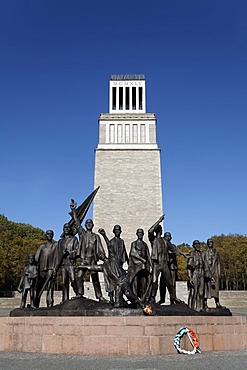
[136,86,139,112]
[123,85,126,111]
[129,86,132,112]
[139,87,143,110]
[125,87,129,110]
[112,87,117,111]
[132,87,136,110]
[119,87,123,110]
[116,85,119,111]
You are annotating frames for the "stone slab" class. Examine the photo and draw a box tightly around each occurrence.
[0,315,246,355]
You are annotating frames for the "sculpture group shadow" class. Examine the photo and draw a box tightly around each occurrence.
[10,297,232,317]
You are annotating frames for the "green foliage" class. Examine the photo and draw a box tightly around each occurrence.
[212,234,247,290]
[176,243,191,281]
[176,234,247,290]
[0,214,46,291]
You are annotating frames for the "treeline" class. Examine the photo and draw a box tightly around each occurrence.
[0,214,246,291]
[0,214,45,291]
[210,234,247,290]
[177,234,247,290]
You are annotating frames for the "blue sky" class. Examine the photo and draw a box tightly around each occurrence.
[1,0,247,245]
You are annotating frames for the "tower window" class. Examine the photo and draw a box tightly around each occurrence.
[133,124,138,143]
[119,87,123,110]
[125,87,129,110]
[110,124,115,143]
[125,124,130,143]
[112,87,116,110]
[140,124,146,143]
[117,124,122,143]
[132,87,136,110]
[139,87,143,110]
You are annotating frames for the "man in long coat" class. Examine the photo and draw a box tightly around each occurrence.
[98,225,128,306]
[187,240,211,311]
[202,238,222,309]
[35,230,57,307]
[56,223,79,302]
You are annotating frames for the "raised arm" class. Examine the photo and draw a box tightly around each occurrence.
[70,199,84,236]
[168,242,189,258]
[148,214,165,241]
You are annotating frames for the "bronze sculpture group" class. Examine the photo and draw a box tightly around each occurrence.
[18,196,223,313]
[187,238,222,311]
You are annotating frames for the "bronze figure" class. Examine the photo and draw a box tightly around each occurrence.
[149,217,182,304]
[187,240,209,311]
[17,254,38,308]
[203,238,222,309]
[98,225,129,306]
[70,200,106,302]
[128,228,152,300]
[56,223,79,302]
[35,230,57,307]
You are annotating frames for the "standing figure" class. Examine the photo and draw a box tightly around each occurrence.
[202,238,222,309]
[70,201,106,302]
[149,217,182,304]
[99,225,129,306]
[57,223,79,302]
[148,215,165,304]
[35,230,57,308]
[17,254,38,308]
[187,240,209,311]
[159,232,187,304]
[129,228,152,300]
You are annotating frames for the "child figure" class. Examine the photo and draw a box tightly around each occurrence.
[17,254,38,308]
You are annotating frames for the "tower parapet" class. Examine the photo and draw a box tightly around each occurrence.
[109,74,146,113]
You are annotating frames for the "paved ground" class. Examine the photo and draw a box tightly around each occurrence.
[0,350,246,370]
[0,308,13,317]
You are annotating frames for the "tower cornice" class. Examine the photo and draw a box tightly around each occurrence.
[99,113,156,121]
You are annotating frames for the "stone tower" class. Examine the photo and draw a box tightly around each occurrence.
[93,74,163,251]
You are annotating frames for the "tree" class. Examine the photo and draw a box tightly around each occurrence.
[176,243,191,281]
[0,214,46,291]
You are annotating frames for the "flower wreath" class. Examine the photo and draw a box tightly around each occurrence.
[174,326,201,355]
[143,304,153,315]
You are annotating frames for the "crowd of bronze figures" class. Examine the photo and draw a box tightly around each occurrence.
[18,203,222,312]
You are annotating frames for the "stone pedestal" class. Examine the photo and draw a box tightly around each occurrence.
[1,315,246,355]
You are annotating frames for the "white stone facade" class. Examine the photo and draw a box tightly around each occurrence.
[93,75,163,251]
